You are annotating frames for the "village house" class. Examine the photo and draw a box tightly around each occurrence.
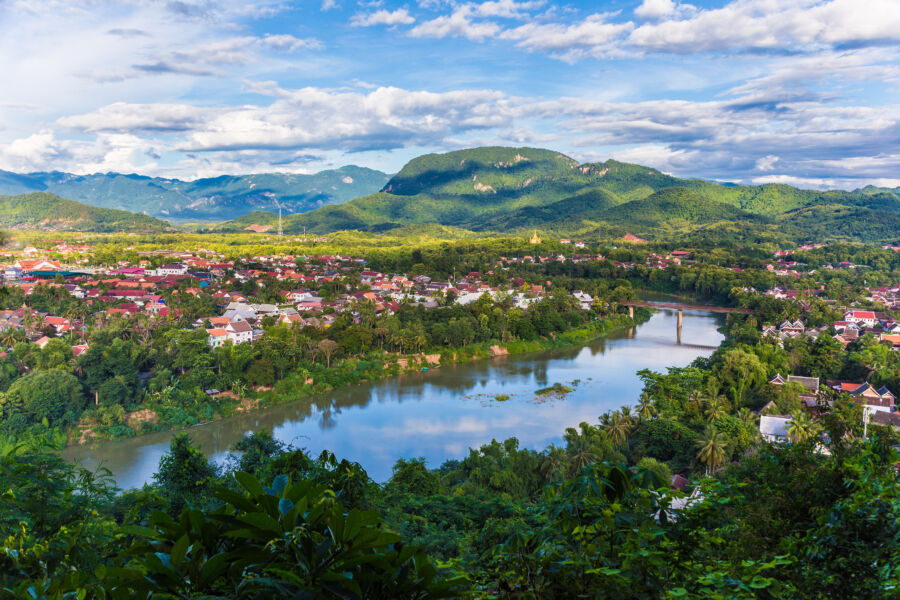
[759,414,792,442]
[827,381,896,413]
[843,310,878,328]
[571,290,593,310]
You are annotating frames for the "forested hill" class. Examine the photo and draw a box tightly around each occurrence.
[0,192,172,232]
[0,166,390,221]
[218,146,900,243]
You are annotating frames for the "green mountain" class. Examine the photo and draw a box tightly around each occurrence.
[0,192,171,232]
[209,146,900,243]
[0,166,390,221]
[592,188,760,232]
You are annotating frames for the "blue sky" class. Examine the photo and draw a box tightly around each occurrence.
[1,0,899,189]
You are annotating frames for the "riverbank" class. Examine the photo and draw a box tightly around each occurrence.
[63,306,724,488]
[68,310,650,447]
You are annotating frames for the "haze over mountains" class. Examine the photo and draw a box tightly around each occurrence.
[4,146,900,243]
[0,166,390,221]
[212,147,900,243]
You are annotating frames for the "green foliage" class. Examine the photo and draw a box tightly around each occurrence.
[202,146,900,243]
[0,192,170,232]
[2,369,85,430]
[153,434,219,512]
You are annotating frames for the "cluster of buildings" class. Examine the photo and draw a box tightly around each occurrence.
[0,247,609,353]
[761,374,899,441]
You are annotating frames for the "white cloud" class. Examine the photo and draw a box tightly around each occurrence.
[755,154,779,170]
[260,34,323,52]
[409,6,500,40]
[500,14,633,60]
[351,8,415,26]
[321,0,338,10]
[473,0,546,19]
[629,0,900,54]
[56,102,207,133]
[634,0,677,19]
[399,0,900,60]
[27,79,900,189]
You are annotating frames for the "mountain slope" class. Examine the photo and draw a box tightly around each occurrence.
[193,146,900,243]
[0,192,171,232]
[0,166,390,221]
[593,188,761,233]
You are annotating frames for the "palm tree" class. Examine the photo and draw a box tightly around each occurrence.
[605,410,632,448]
[737,407,757,428]
[637,393,657,421]
[564,437,596,476]
[704,397,729,423]
[374,325,390,349]
[696,426,729,476]
[412,327,428,353]
[787,410,820,443]
[540,445,570,483]
[0,327,23,349]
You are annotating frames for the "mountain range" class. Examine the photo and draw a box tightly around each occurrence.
[210,147,900,243]
[0,166,391,221]
[4,146,900,243]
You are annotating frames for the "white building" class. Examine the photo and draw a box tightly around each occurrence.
[843,310,877,328]
[572,291,593,310]
[759,415,792,442]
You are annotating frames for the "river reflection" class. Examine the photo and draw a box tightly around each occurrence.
[64,308,725,488]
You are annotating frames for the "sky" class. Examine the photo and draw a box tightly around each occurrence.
[1,0,899,189]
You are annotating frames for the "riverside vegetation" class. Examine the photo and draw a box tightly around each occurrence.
[2,289,899,598]
[3,229,900,597]
[4,140,900,597]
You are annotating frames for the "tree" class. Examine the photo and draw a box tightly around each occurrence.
[787,410,821,443]
[716,348,767,406]
[564,423,603,475]
[153,434,218,512]
[696,426,729,475]
[540,445,570,483]
[636,393,657,421]
[4,369,85,428]
[317,339,340,368]
[604,409,633,448]
[704,396,729,423]
[0,327,24,349]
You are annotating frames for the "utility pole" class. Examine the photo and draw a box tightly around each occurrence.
[274,200,283,237]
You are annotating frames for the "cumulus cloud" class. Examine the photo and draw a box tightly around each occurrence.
[628,0,900,54]
[473,0,546,19]
[260,34,323,52]
[351,8,415,26]
[409,6,500,40]
[387,0,900,60]
[24,79,898,189]
[57,102,207,133]
[634,0,677,19]
[2,0,899,189]
[500,14,633,60]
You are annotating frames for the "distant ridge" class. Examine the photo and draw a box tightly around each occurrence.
[0,166,391,221]
[0,192,171,232]
[208,146,900,243]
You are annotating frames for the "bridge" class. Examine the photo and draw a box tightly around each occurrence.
[621,301,753,344]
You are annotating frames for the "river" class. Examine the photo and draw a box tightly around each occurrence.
[64,307,725,489]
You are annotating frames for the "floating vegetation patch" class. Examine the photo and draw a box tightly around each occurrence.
[535,382,574,396]
[534,382,575,404]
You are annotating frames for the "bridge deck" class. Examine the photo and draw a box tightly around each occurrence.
[622,301,753,314]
